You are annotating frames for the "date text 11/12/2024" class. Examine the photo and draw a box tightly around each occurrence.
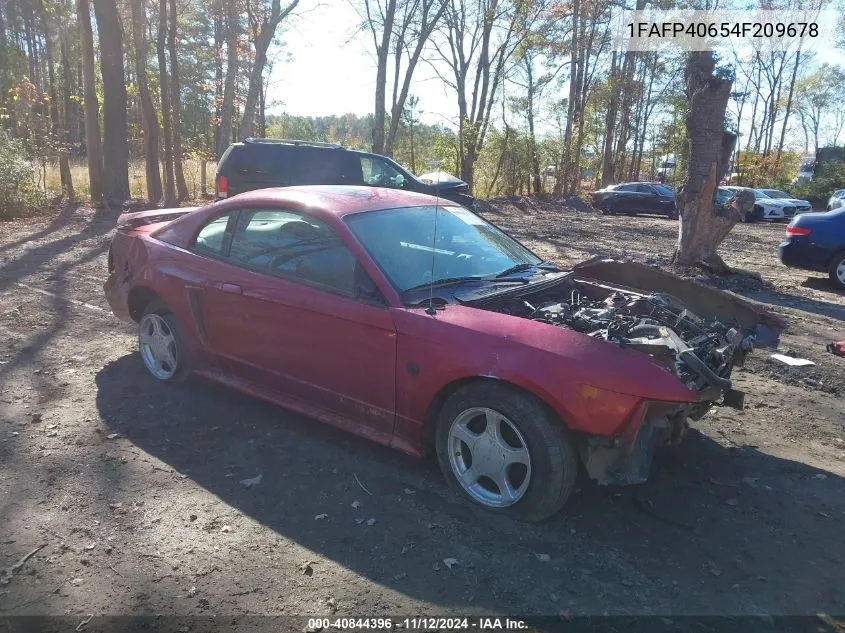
[306,617,529,630]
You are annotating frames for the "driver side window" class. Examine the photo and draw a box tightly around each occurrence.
[228,208,361,298]
[360,156,405,189]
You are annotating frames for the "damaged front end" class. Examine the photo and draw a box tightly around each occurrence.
[465,257,786,485]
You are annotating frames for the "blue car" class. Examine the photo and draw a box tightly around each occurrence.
[779,208,845,290]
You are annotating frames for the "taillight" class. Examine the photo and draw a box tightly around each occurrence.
[786,225,811,236]
[217,174,229,198]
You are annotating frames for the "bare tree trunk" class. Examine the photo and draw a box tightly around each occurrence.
[157,0,175,204]
[384,0,447,156]
[557,0,579,196]
[370,0,396,154]
[673,52,740,270]
[239,0,298,139]
[217,0,239,158]
[213,3,224,154]
[168,0,188,200]
[600,50,619,186]
[92,0,130,204]
[59,25,76,199]
[130,0,162,204]
[41,1,74,199]
[77,0,103,202]
[775,47,801,168]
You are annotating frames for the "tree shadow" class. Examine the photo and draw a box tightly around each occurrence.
[94,356,845,617]
[800,277,845,297]
[727,286,845,322]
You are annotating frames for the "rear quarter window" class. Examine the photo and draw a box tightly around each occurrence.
[230,145,289,179]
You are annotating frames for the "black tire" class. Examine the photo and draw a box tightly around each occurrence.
[138,300,191,382]
[828,251,845,291]
[435,381,579,522]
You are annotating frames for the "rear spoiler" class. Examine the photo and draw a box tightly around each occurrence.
[116,207,199,230]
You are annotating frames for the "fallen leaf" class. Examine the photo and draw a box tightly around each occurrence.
[366,518,376,526]
[314,514,328,521]
[300,561,315,576]
[351,501,361,509]
[443,557,459,569]
[535,553,551,563]
[708,561,722,577]
[817,511,831,518]
[106,433,120,440]
[403,488,415,495]
[813,473,828,480]
[725,498,739,507]
[239,474,263,488]
[221,525,232,533]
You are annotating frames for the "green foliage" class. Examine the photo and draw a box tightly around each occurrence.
[0,131,47,220]
[732,151,801,188]
[264,112,461,178]
[790,161,845,204]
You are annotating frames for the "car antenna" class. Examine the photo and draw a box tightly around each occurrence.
[425,171,441,316]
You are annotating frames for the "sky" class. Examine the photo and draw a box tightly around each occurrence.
[266,1,845,139]
[267,2,459,129]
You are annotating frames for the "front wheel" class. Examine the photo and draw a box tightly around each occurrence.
[435,382,578,522]
[828,251,845,290]
[138,301,190,382]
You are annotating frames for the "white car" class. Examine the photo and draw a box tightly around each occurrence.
[758,189,813,214]
[721,186,795,221]
[828,189,845,211]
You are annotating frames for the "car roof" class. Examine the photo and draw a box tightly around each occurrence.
[218,185,453,218]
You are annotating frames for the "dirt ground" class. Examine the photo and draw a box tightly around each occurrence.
[1,199,844,629]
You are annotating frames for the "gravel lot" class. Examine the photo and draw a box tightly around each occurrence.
[1,200,844,629]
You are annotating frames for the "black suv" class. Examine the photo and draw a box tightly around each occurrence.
[215,138,474,208]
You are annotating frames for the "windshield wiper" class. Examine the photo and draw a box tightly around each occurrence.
[495,260,559,278]
[402,275,522,295]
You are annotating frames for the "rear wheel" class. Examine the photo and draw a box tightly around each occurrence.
[828,251,845,290]
[138,301,190,382]
[435,382,578,522]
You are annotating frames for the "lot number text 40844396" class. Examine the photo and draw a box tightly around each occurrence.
[306,617,528,630]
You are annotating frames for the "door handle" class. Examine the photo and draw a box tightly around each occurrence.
[217,282,242,294]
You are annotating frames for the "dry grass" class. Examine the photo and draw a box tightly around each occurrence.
[41,157,218,202]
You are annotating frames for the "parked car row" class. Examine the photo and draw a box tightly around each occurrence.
[590,182,819,223]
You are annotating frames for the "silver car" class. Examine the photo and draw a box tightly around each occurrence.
[759,189,813,214]
[828,189,845,211]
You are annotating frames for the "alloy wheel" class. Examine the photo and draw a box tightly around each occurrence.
[447,407,532,508]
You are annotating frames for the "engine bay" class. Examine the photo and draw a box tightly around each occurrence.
[468,275,754,399]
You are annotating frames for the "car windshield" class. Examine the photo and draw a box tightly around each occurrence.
[653,184,674,196]
[346,205,542,294]
[753,190,770,200]
[764,189,791,198]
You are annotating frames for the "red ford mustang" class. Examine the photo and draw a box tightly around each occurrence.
[104,186,783,521]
